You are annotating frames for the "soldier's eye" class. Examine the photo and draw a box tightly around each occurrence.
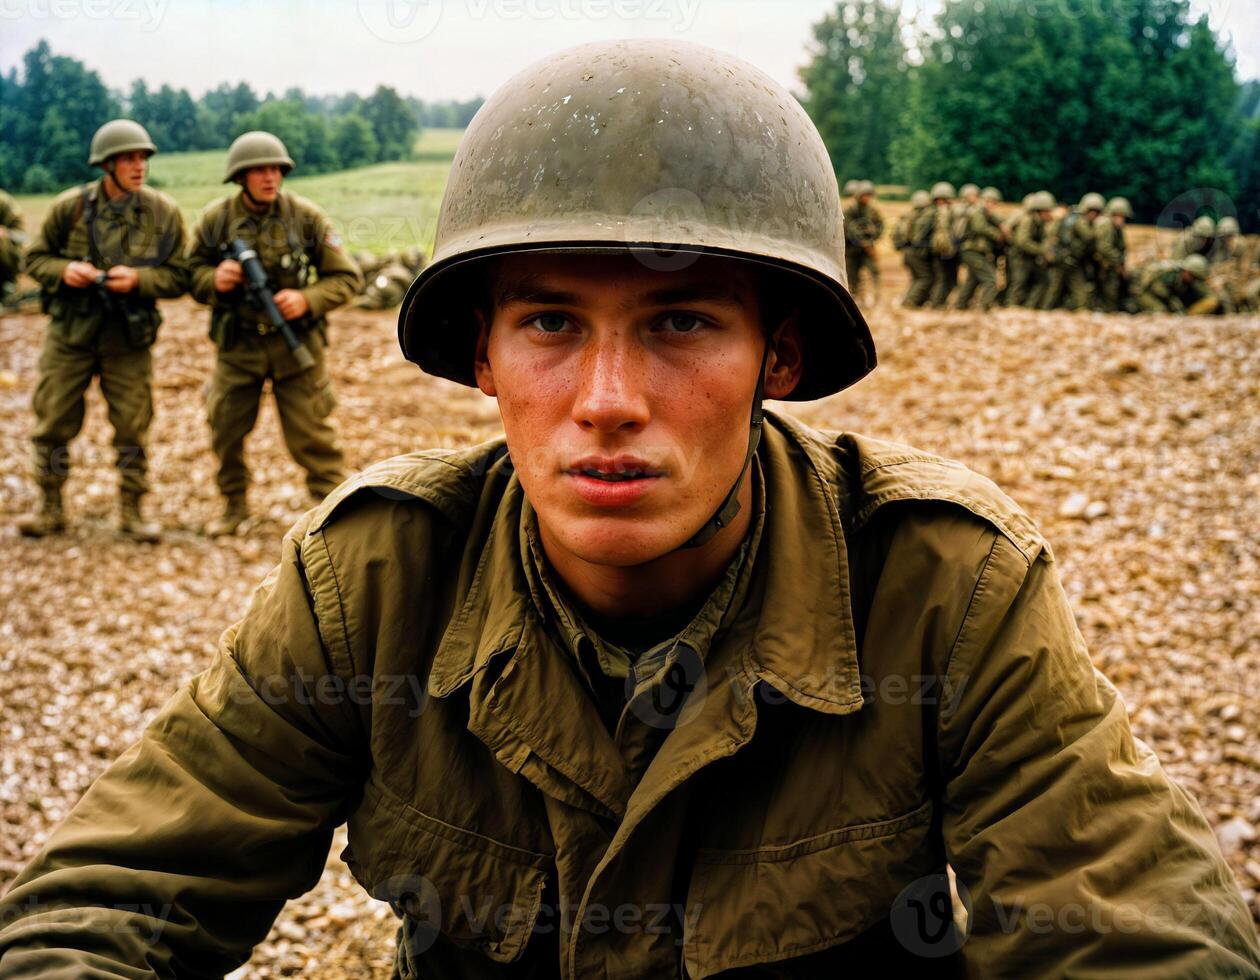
[527,313,570,333]
[657,313,703,333]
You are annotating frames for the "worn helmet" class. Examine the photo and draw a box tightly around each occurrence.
[1190,215,1216,238]
[1181,254,1209,278]
[398,39,875,402]
[1078,192,1105,213]
[1104,197,1133,217]
[981,187,1002,202]
[843,180,859,197]
[88,119,156,166]
[930,182,956,201]
[1030,191,1056,211]
[856,179,876,197]
[909,190,930,208]
[224,131,295,183]
[958,183,980,199]
[1217,216,1240,236]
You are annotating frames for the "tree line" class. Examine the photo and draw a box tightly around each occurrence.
[0,40,486,193]
[800,0,1260,233]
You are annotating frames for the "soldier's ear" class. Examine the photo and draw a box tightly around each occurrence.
[764,312,803,400]
[473,310,497,397]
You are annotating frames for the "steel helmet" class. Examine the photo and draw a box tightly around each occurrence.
[929,182,956,201]
[1190,216,1216,238]
[843,180,859,197]
[1217,216,1240,236]
[1030,191,1056,211]
[1181,254,1209,278]
[224,131,296,183]
[1104,197,1133,217]
[1077,192,1105,212]
[88,120,156,166]
[910,190,930,208]
[959,183,980,199]
[398,39,875,402]
[856,179,876,196]
[981,187,1002,202]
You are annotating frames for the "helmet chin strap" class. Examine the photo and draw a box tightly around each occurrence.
[679,340,770,550]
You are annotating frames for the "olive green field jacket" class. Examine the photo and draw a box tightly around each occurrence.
[1,412,1257,978]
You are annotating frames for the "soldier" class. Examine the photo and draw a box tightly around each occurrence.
[187,131,363,537]
[1132,255,1218,314]
[842,179,883,307]
[351,259,413,310]
[900,189,935,307]
[17,120,188,541]
[904,181,955,308]
[1006,191,1054,307]
[1172,216,1215,260]
[1039,192,1103,311]
[0,188,24,305]
[5,40,1260,979]
[1209,216,1242,267]
[1093,197,1132,314]
[954,186,1004,311]
[928,181,966,308]
[891,189,928,283]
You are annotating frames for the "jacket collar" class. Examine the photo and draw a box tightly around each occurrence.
[427,409,864,716]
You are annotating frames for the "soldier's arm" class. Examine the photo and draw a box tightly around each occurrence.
[1094,221,1122,267]
[0,513,363,975]
[842,205,862,246]
[1010,219,1041,257]
[939,534,1260,975]
[185,205,226,306]
[23,194,77,290]
[135,200,190,300]
[301,210,363,319]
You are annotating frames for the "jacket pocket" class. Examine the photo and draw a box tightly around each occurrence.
[346,779,550,965]
[683,800,938,979]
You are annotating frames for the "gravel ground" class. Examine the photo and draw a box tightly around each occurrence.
[1,291,1257,974]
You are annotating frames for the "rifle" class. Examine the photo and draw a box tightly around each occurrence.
[222,238,315,370]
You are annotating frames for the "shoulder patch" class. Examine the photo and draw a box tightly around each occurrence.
[840,432,1046,565]
[309,437,511,535]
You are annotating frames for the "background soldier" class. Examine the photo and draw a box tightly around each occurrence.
[1040,192,1103,310]
[900,189,935,307]
[351,259,413,310]
[955,186,1004,311]
[18,120,188,541]
[1006,191,1054,307]
[908,180,955,308]
[187,131,362,537]
[1093,197,1132,313]
[1132,254,1218,314]
[1172,216,1216,259]
[842,179,883,306]
[928,181,964,307]
[0,188,24,306]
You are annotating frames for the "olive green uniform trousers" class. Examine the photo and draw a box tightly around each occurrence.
[31,324,153,495]
[955,249,998,310]
[902,247,933,307]
[207,330,345,499]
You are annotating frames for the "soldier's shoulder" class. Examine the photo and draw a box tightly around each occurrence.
[195,194,235,224]
[138,185,183,218]
[45,183,91,217]
[307,437,512,538]
[283,192,331,223]
[771,412,1046,565]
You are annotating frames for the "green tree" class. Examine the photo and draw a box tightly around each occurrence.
[362,85,419,161]
[798,0,909,184]
[331,114,379,170]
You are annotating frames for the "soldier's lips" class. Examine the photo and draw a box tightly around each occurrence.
[563,457,665,508]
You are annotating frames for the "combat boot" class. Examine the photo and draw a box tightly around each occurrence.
[118,491,162,543]
[17,486,66,538]
[205,495,248,538]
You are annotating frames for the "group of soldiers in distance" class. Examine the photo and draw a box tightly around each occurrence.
[842,179,1259,316]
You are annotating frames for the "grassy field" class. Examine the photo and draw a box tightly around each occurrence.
[11,128,466,256]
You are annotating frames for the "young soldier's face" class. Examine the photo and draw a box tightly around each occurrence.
[243,165,283,203]
[108,151,148,192]
[474,253,800,567]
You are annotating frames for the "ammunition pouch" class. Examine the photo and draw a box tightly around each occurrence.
[122,301,161,350]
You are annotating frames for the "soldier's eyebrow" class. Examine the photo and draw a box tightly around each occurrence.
[638,283,748,308]
[492,275,580,307]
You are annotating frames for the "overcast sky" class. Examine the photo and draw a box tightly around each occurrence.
[1,0,1255,102]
